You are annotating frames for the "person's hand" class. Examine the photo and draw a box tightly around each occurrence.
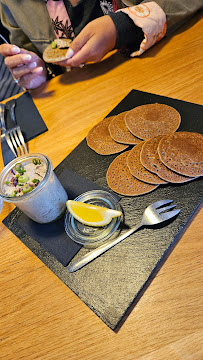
[0,44,47,89]
[56,15,117,68]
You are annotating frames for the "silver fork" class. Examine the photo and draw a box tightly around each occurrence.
[5,126,28,157]
[0,102,28,157]
[68,200,180,272]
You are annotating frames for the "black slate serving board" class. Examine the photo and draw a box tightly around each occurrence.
[3,90,203,330]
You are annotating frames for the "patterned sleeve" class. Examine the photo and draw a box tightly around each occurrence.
[118,2,167,56]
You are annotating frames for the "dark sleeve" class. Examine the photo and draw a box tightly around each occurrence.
[108,11,144,52]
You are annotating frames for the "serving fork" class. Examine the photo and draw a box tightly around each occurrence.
[68,199,180,272]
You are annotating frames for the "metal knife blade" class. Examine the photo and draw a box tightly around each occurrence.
[0,104,15,165]
[5,99,17,125]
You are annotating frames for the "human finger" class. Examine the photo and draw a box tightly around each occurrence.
[52,31,89,67]
[66,37,103,67]
[64,16,116,67]
[5,53,33,69]
[4,47,44,70]
[12,62,38,79]
[66,29,90,59]
[17,67,46,89]
[0,43,20,56]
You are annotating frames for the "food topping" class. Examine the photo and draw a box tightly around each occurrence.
[51,41,57,49]
[53,38,72,49]
[3,158,46,197]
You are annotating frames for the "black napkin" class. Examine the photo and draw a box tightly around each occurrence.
[3,168,118,266]
[5,92,48,142]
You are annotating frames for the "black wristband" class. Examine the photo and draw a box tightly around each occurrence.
[109,11,144,52]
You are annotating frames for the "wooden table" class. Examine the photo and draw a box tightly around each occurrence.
[0,12,203,360]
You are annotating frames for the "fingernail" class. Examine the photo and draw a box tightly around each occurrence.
[66,48,74,59]
[11,46,20,54]
[22,54,32,61]
[33,66,43,74]
[28,62,37,69]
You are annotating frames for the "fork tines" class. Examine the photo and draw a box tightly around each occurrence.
[154,199,180,220]
[152,199,173,208]
[5,126,28,157]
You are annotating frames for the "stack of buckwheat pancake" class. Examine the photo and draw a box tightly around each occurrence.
[86,103,203,196]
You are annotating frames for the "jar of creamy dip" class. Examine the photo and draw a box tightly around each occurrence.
[0,153,68,223]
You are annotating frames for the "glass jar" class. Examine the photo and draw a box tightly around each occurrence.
[0,153,68,223]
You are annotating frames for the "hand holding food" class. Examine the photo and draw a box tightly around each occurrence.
[43,15,117,68]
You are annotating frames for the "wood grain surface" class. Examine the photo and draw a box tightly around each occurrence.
[0,12,203,360]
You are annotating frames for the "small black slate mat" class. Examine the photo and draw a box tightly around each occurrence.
[4,91,48,142]
[3,168,111,266]
[2,90,203,330]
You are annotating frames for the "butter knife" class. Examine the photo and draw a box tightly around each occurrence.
[0,104,15,165]
[68,228,136,273]
[6,99,17,125]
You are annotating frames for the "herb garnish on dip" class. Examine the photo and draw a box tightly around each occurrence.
[3,158,46,197]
